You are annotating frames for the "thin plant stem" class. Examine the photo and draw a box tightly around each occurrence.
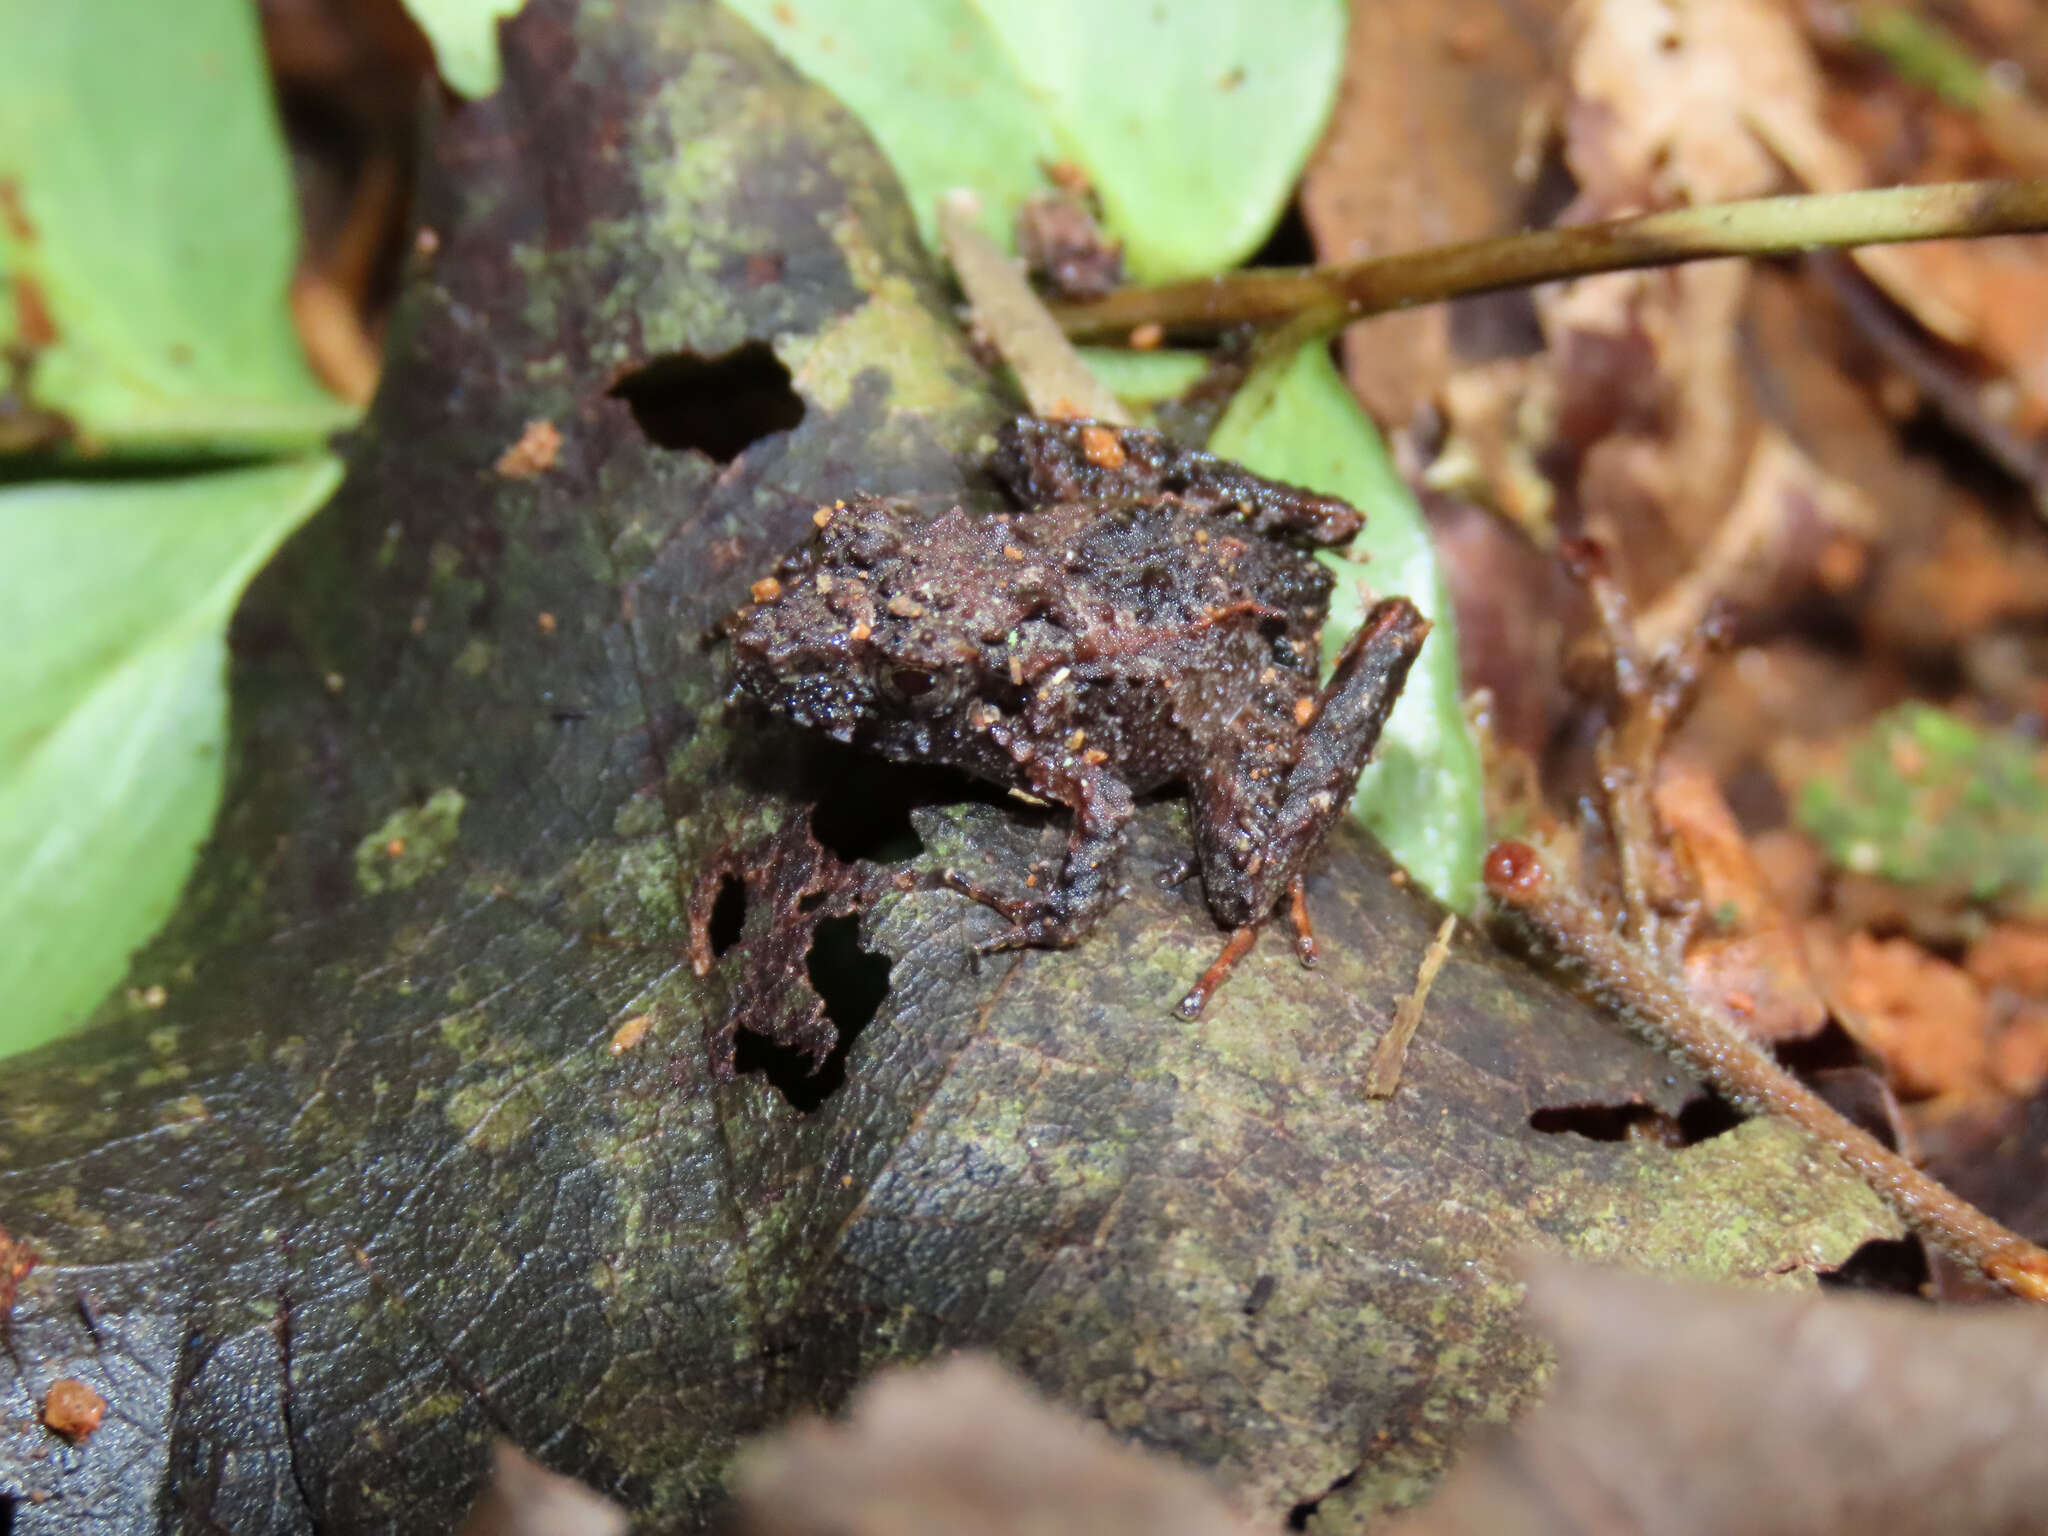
[1052,180,2048,344]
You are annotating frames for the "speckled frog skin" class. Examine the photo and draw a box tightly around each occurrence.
[723,417,1429,1010]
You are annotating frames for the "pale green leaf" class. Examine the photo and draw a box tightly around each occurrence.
[724,0,1345,282]
[0,457,344,1058]
[401,0,529,98]
[1209,343,1485,912]
[0,0,355,454]
[1074,346,1210,407]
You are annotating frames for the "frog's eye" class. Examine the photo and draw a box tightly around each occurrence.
[884,664,938,699]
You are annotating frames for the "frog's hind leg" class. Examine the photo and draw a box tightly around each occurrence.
[943,755,1135,954]
[1178,597,1430,1016]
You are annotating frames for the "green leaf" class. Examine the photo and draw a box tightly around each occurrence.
[0,456,343,1059]
[0,0,355,454]
[724,0,1345,282]
[401,0,529,98]
[1074,346,1210,407]
[1209,343,1486,912]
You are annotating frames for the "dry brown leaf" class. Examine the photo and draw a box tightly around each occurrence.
[1814,930,1992,1100]
[1636,428,1876,654]
[1389,1258,2048,1536]
[1967,924,2048,997]
[1301,0,1565,426]
[457,1444,626,1536]
[1654,757,1827,1042]
[731,1355,1259,1536]
[1563,0,1819,206]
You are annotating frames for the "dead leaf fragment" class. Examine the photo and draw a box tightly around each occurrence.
[1654,757,1826,1041]
[685,820,869,1079]
[1967,923,2048,997]
[731,1354,1259,1536]
[1391,1259,2048,1536]
[457,1442,627,1536]
[1565,0,1818,206]
[1816,931,1990,1098]
[1300,0,1561,424]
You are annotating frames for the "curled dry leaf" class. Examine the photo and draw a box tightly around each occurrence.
[1653,757,1826,1043]
[1390,1258,2048,1536]
[732,1354,1259,1536]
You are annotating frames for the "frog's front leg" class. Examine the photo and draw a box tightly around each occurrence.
[1181,597,1430,1015]
[945,747,1136,954]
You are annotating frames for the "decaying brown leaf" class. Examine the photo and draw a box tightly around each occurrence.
[1390,1258,2048,1536]
[1653,757,1827,1043]
[459,1443,627,1536]
[731,1355,1259,1536]
[1300,0,1565,426]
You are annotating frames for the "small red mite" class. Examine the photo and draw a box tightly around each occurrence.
[1483,840,1547,899]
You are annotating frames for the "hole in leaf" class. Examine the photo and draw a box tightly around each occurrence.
[1243,1274,1277,1317]
[1674,1089,1742,1143]
[1530,1089,1740,1147]
[1528,1102,1683,1144]
[734,916,892,1114]
[1817,1237,1929,1296]
[610,340,804,462]
[1285,1468,1357,1531]
[808,915,891,1041]
[706,873,746,959]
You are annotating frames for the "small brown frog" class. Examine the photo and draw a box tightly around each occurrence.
[722,417,1429,1015]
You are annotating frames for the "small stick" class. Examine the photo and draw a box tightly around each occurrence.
[1051,180,2048,343]
[1364,913,1459,1099]
[1484,840,2048,1302]
[937,193,1129,425]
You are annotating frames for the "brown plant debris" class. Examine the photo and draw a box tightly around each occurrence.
[731,1354,1259,1536]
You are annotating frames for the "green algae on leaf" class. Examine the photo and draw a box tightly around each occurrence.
[355,788,470,895]
[723,0,1345,282]
[1209,342,1485,912]
[1797,702,2048,913]
[0,457,344,1059]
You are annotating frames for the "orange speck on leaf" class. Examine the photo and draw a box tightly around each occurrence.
[609,1014,653,1054]
[42,1380,105,1442]
[494,419,562,479]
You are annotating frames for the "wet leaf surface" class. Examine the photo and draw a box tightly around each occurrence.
[0,4,1896,1529]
